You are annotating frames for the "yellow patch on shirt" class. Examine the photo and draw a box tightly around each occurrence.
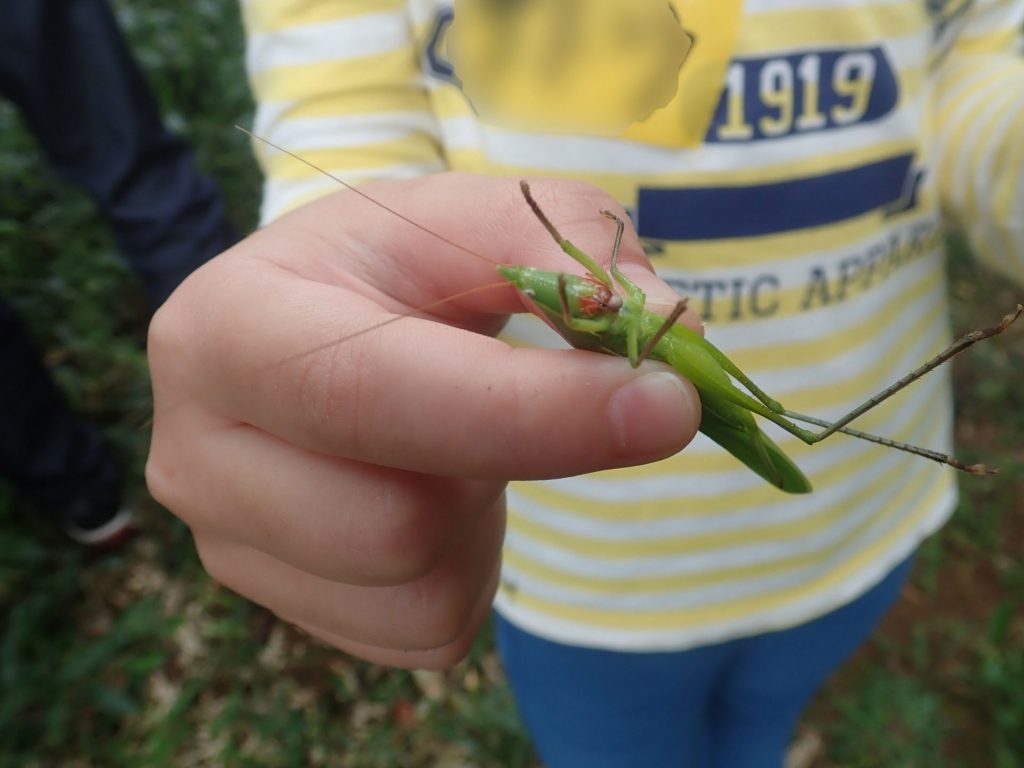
[449,0,742,146]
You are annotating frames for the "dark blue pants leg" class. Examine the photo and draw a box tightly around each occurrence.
[496,557,913,768]
[0,0,236,517]
[0,0,236,307]
[0,298,118,512]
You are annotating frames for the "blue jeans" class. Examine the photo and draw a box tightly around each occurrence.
[495,556,913,768]
[0,0,236,307]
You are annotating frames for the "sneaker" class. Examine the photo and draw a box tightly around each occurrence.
[57,454,139,547]
[64,504,139,547]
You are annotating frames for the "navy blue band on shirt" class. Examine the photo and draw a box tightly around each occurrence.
[637,153,916,241]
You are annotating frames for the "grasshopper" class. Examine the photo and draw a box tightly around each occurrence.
[239,126,1021,493]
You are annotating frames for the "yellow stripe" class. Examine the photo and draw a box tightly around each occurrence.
[447,137,921,191]
[430,86,479,122]
[731,270,944,373]
[951,28,1024,57]
[649,195,939,272]
[934,66,1010,136]
[260,137,441,180]
[505,458,946,595]
[252,49,419,105]
[508,455,909,558]
[942,83,1015,233]
[243,0,404,36]
[993,104,1024,264]
[670,245,944,352]
[504,475,951,630]
[739,2,925,51]
[271,88,434,121]
[933,55,992,97]
[935,64,1024,266]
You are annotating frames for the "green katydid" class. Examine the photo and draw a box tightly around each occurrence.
[239,126,1022,494]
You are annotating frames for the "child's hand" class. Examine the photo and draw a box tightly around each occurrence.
[145,174,701,667]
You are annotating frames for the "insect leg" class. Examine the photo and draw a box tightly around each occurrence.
[783,410,995,474]
[810,304,1022,440]
[520,181,612,286]
[636,299,690,365]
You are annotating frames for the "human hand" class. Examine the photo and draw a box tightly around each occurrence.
[146,173,702,668]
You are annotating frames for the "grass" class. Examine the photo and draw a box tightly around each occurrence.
[0,2,1021,765]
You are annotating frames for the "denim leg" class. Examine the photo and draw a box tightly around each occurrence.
[494,557,914,768]
[707,557,914,768]
[495,612,732,768]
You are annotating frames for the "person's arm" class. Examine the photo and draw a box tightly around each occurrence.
[241,0,446,221]
[932,0,1024,278]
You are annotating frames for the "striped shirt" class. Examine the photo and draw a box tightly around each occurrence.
[242,0,1024,650]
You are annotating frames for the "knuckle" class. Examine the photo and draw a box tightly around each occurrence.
[408,580,483,651]
[417,632,477,670]
[342,479,503,586]
[143,451,173,508]
[144,442,190,518]
[145,414,207,526]
[192,535,230,586]
[361,507,451,585]
[146,300,186,371]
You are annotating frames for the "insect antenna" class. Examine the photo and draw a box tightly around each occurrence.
[273,280,511,367]
[235,125,497,267]
[235,126,523,367]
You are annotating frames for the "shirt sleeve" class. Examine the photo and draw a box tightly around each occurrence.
[241,0,445,223]
[931,0,1024,281]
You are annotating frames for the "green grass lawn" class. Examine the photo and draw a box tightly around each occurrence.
[1,2,1022,766]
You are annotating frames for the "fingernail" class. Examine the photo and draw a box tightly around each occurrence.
[608,371,699,459]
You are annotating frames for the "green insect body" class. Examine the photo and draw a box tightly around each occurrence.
[498,181,1019,492]
[498,264,815,493]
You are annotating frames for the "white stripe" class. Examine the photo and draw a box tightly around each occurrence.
[495,486,956,651]
[505,467,929,611]
[733,272,946,396]
[935,56,1011,114]
[972,85,1024,261]
[948,75,1020,208]
[253,113,441,153]
[439,107,918,177]
[655,211,942,297]
[957,0,1024,40]
[246,12,411,74]
[438,87,927,177]
[690,249,943,353]
[745,0,912,12]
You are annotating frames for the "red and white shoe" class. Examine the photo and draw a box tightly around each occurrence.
[64,506,139,548]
